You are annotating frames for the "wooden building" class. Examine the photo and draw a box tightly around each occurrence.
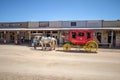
[0,20,120,48]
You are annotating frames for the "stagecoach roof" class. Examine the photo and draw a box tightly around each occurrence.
[0,28,120,31]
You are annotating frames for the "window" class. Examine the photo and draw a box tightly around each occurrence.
[71,22,76,26]
[38,31,42,33]
[31,31,36,33]
[72,32,76,38]
[108,31,111,43]
[78,32,84,36]
[52,31,57,33]
[0,32,4,40]
[87,32,91,39]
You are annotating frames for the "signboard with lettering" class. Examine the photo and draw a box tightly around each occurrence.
[0,22,28,28]
[116,33,120,47]
[39,22,49,27]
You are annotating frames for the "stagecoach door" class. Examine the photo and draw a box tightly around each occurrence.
[71,31,86,43]
[77,31,86,42]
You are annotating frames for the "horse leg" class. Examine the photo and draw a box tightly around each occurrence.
[39,41,43,50]
[41,42,44,50]
[43,43,45,50]
[45,44,47,50]
[41,43,44,50]
[49,43,52,50]
[51,41,54,50]
[53,41,55,50]
[55,40,58,50]
[42,44,44,50]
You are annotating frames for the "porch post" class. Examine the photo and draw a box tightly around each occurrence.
[15,31,19,44]
[59,30,63,45]
[28,31,31,45]
[50,31,52,37]
[57,30,60,45]
[111,30,114,48]
[4,31,6,43]
[43,31,45,36]
[28,31,31,40]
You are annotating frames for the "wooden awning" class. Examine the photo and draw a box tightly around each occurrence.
[0,28,120,31]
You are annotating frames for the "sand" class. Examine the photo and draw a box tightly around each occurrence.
[0,44,120,80]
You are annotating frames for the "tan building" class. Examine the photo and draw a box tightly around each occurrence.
[102,20,120,47]
[0,20,120,48]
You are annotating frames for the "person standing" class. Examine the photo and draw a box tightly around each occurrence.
[33,37,37,49]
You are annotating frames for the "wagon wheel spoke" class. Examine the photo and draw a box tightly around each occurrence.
[85,41,98,52]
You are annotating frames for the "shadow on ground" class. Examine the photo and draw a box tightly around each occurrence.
[56,50,97,54]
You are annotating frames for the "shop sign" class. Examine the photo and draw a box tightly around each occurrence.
[0,23,21,27]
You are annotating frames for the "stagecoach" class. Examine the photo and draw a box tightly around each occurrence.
[63,30,98,52]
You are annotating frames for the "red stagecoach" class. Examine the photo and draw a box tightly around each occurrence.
[63,30,98,52]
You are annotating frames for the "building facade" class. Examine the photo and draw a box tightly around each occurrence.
[0,20,120,48]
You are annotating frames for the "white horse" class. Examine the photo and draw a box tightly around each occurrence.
[36,36,57,50]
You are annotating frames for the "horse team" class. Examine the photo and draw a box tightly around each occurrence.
[33,36,58,50]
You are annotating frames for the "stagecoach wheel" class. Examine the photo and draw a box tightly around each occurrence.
[85,41,98,52]
[63,43,71,51]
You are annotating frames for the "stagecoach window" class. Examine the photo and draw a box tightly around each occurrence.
[72,32,76,38]
[87,32,91,39]
[78,32,84,36]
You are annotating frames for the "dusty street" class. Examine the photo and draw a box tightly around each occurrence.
[0,44,120,80]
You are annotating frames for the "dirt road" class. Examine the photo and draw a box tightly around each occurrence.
[0,45,120,80]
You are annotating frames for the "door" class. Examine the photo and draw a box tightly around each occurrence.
[9,32,15,43]
[0,32,4,43]
[97,32,102,43]
[108,31,116,47]
[77,31,86,44]
[113,31,116,47]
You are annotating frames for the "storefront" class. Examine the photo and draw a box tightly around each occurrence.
[0,20,120,48]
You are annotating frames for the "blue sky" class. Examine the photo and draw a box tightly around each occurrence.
[0,0,120,22]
